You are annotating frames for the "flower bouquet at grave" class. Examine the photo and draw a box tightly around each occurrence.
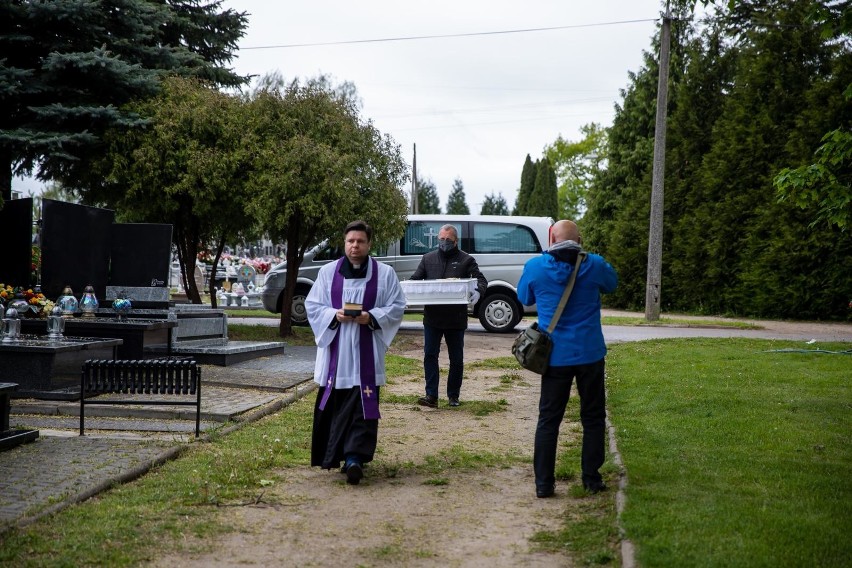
[248,258,271,275]
[196,249,215,264]
[0,284,52,317]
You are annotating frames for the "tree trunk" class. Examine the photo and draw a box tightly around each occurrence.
[174,223,202,304]
[208,237,227,309]
[277,221,312,338]
[278,232,298,338]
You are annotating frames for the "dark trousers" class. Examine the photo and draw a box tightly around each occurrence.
[423,324,465,399]
[533,358,606,491]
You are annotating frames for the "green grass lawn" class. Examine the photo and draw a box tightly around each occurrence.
[606,338,851,567]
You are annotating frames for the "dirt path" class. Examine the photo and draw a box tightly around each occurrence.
[155,330,583,567]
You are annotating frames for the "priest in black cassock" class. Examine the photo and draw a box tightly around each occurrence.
[306,220,406,485]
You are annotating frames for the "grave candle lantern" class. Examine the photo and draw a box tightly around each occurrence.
[2,307,21,342]
[46,305,65,340]
[57,285,79,317]
[79,285,99,318]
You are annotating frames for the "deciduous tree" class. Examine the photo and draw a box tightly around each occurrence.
[544,123,607,220]
[89,76,253,304]
[245,78,409,336]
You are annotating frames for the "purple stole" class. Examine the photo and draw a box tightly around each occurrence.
[318,257,381,420]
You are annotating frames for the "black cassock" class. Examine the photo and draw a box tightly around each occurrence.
[311,385,380,470]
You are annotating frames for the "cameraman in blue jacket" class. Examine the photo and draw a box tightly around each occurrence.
[517,220,618,498]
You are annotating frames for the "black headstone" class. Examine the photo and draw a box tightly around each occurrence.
[110,223,173,287]
[0,198,34,287]
[40,199,114,301]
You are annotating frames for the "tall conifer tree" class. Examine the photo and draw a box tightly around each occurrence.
[0,0,248,203]
[513,154,537,215]
[480,192,509,215]
[446,177,470,214]
[584,0,851,319]
[527,157,559,219]
[416,175,441,214]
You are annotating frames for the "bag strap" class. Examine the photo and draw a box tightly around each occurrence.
[546,251,586,334]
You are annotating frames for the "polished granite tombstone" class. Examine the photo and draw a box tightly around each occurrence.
[20,316,175,360]
[0,335,122,400]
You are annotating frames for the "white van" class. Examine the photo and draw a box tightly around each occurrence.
[260,214,553,332]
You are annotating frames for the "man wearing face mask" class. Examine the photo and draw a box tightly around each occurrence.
[410,224,487,408]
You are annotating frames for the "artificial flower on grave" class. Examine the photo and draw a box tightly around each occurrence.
[0,283,13,305]
[0,284,50,317]
[248,258,271,275]
[196,248,215,264]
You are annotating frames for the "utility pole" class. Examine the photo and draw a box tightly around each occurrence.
[411,143,419,214]
[645,3,671,322]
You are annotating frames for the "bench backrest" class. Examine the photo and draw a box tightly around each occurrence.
[81,359,199,395]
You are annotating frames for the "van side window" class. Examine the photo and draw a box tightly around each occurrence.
[314,245,343,261]
[471,222,542,253]
[401,221,464,255]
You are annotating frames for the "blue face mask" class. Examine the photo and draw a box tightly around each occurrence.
[438,239,456,252]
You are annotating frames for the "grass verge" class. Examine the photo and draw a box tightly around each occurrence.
[600,316,760,329]
[227,323,315,345]
[0,397,315,566]
[607,338,851,567]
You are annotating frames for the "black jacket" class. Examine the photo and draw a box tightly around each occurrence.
[410,248,487,329]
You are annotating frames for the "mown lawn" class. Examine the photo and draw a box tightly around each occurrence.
[606,338,851,567]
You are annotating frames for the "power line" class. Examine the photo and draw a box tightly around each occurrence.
[240,18,659,50]
[373,96,613,120]
[391,110,616,132]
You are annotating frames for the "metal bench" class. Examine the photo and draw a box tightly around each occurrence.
[80,359,202,437]
[0,382,39,450]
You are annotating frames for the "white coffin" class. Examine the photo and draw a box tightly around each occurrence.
[400,278,477,306]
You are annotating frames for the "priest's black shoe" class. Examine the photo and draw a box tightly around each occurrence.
[536,485,555,498]
[583,481,607,494]
[345,462,363,485]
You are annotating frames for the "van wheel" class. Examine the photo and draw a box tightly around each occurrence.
[479,293,522,333]
[279,285,310,326]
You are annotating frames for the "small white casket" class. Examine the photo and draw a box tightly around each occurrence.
[400,278,478,306]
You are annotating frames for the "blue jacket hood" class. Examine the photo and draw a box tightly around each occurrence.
[543,242,584,285]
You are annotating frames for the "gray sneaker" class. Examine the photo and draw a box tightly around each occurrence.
[418,395,438,408]
[448,398,460,407]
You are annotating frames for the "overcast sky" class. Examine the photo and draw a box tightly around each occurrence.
[14,1,672,212]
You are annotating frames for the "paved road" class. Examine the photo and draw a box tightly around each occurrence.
[2,313,848,535]
[230,314,852,343]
